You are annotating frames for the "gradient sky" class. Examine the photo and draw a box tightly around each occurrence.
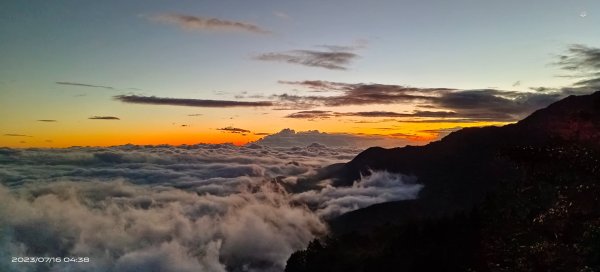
[1,0,599,147]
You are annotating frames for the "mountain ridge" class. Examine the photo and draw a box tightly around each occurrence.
[286,91,600,272]
[327,91,600,232]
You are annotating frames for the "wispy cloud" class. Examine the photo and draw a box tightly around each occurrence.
[37,119,57,122]
[4,134,30,137]
[153,14,270,34]
[115,95,273,108]
[273,11,291,20]
[558,44,600,72]
[89,116,120,120]
[256,47,359,70]
[556,44,600,88]
[278,80,349,92]
[56,81,114,90]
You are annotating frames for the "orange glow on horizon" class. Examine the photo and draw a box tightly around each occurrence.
[0,132,262,148]
[1,120,512,148]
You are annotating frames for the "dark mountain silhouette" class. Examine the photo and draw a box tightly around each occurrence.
[286,91,600,271]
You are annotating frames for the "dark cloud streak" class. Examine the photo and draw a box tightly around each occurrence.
[114,95,273,108]
[56,81,114,90]
[285,110,457,119]
[89,116,120,120]
[3,134,30,137]
[217,127,251,134]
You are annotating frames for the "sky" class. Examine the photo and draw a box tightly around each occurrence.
[1,0,599,147]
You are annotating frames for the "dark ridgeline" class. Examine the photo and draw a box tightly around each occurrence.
[286,92,600,272]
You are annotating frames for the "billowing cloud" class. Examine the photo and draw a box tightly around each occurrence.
[256,47,359,70]
[292,171,423,218]
[114,95,273,108]
[0,144,422,271]
[254,128,414,148]
[153,14,270,34]
[89,116,120,120]
[56,81,114,90]
[0,180,324,272]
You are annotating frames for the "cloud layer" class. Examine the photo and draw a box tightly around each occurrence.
[108,45,600,125]
[275,81,569,121]
[0,144,422,271]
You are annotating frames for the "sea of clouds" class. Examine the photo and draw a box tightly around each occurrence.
[0,143,422,272]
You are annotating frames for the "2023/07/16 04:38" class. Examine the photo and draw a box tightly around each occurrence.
[11,257,90,263]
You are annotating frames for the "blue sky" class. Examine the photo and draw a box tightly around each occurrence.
[1,0,599,147]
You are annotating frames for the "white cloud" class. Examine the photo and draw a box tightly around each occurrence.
[254,129,412,149]
[293,171,423,218]
[0,144,422,271]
